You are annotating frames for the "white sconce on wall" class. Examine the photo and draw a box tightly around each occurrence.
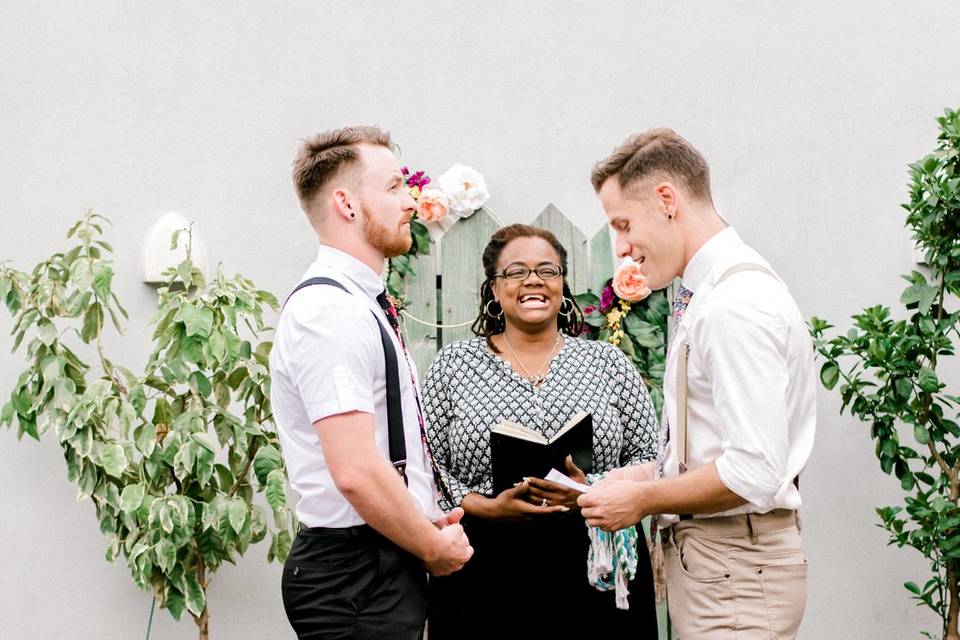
[140,212,210,284]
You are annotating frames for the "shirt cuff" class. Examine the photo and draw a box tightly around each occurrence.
[715,452,782,511]
[305,396,375,424]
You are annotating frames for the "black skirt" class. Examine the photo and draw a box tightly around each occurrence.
[428,512,658,640]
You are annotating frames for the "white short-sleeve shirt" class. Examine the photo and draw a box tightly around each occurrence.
[269,244,441,527]
[657,228,817,527]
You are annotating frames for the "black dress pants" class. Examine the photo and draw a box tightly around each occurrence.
[281,525,428,640]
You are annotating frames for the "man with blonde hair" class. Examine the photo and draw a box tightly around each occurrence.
[272,126,473,639]
[579,128,816,638]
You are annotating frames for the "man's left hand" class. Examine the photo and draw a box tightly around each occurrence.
[578,480,648,531]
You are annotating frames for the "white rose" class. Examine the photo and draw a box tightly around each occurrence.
[437,163,490,218]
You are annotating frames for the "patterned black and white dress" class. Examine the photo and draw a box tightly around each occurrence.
[423,335,660,639]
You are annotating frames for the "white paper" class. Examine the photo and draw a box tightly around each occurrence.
[545,468,591,493]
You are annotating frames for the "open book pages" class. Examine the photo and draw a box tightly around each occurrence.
[544,468,591,493]
[491,410,590,445]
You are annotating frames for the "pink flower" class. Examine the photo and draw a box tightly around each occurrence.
[612,257,651,302]
[416,187,449,223]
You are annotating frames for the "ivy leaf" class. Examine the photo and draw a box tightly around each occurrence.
[120,484,145,515]
[100,443,128,478]
[266,469,287,510]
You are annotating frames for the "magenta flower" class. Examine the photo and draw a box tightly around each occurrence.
[600,286,616,312]
[583,305,596,315]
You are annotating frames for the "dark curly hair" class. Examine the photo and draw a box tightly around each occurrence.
[471,224,584,353]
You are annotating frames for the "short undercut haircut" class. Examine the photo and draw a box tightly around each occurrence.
[590,127,712,202]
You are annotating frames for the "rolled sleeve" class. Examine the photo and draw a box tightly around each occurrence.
[701,299,791,510]
[284,296,380,424]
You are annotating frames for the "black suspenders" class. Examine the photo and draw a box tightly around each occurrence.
[284,277,408,485]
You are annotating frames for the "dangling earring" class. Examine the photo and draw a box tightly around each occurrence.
[559,297,575,320]
[485,299,504,319]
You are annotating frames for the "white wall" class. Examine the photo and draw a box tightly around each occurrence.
[2,1,958,637]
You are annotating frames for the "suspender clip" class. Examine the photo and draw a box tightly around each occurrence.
[393,460,409,486]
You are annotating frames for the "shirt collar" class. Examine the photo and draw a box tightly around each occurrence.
[681,226,742,293]
[314,244,385,299]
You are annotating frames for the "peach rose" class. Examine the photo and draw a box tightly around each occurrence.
[612,257,651,302]
[417,187,450,223]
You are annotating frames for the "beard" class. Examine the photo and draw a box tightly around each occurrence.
[361,202,413,258]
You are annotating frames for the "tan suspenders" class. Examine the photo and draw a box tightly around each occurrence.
[674,263,778,475]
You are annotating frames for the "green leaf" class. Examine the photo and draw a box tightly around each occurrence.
[156,539,177,574]
[133,422,157,457]
[184,573,206,617]
[266,469,287,510]
[914,424,931,445]
[253,445,283,485]
[120,484,145,515]
[178,304,214,339]
[80,303,103,342]
[100,443,128,478]
[900,283,937,314]
[905,581,922,595]
[92,264,113,301]
[820,362,840,390]
[228,498,248,535]
[189,371,212,398]
[160,503,175,534]
[166,589,186,620]
[170,229,184,251]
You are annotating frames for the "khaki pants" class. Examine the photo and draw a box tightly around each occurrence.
[663,509,807,639]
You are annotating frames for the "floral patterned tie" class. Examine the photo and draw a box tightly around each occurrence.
[652,284,694,537]
[376,291,455,508]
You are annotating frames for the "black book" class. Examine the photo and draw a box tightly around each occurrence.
[489,410,593,495]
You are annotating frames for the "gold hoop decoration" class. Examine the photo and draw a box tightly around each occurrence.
[395,205,506,330]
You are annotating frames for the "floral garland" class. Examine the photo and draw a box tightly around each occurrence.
[577,258,669,414]
[385,164,490,306]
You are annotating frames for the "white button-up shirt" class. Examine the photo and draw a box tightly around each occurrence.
[270,245,441,528]
[657,227,816,526]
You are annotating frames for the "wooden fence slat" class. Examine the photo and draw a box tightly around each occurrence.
[404,249,439,380]
[590,225,616,293]
[439,208,499,347]
[531,204,589,296]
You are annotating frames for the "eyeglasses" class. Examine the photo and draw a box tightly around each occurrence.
[493,263,564,281]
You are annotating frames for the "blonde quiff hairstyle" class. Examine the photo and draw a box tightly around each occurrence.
[292,125,395,223]
[590,127,713,203]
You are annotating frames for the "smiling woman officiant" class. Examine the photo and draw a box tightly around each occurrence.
[422,224,659,639]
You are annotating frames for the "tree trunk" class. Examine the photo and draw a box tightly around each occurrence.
[196,607,209,640]
[194,558,210,640]
[947,562,959,640]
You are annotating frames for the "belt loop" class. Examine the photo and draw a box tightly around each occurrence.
[796,511,802,533]
[747,513,759,544]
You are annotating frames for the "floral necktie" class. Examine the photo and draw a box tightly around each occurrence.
[375,291,455,508]
[652,284,695,536]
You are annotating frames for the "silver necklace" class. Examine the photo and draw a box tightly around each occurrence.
[502,332,562,387]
